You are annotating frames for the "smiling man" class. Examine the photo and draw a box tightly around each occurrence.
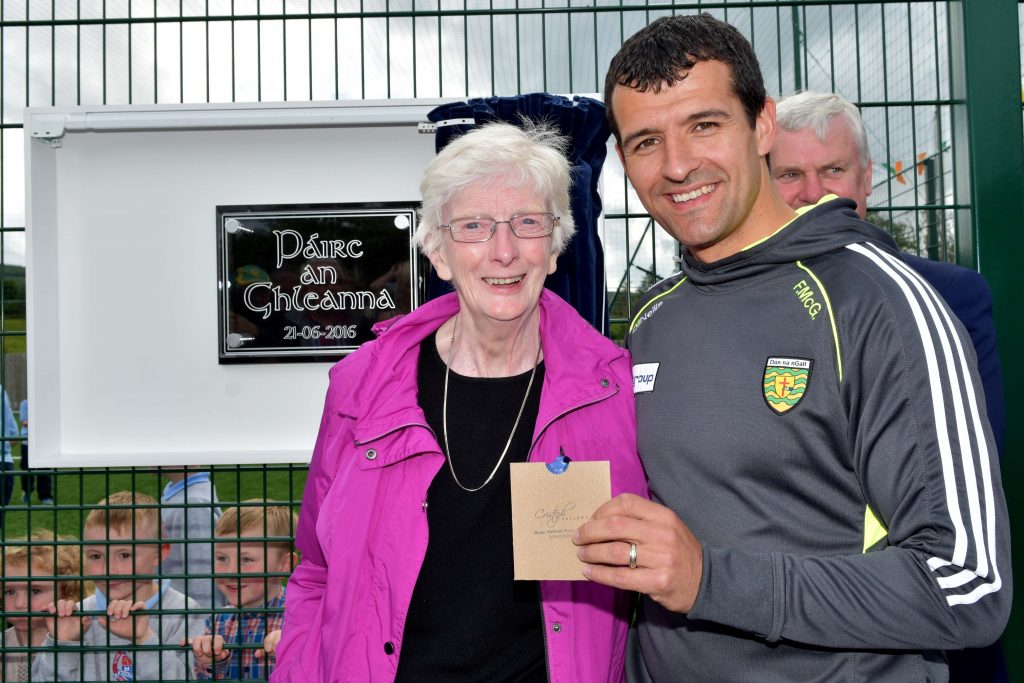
[573,13,1012,682]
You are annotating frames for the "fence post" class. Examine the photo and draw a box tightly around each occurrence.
[954,0,1024,675]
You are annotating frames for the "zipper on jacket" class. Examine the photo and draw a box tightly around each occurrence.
[353,421,443,513]
[528,385,619,459]
[352,420,435,447]
[530,386,618,682]
[538,583,553,683]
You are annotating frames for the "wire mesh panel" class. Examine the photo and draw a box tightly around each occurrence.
[0,2,973,332]
[602,2,967,336]
[0,1,989,680]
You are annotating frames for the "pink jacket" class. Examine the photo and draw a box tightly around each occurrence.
[272,290,648,683]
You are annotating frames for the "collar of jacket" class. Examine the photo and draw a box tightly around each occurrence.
[344,289,626,468]
[678,197,897,288]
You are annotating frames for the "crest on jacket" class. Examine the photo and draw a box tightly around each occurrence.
[111,651,135,681]
[763,357,812,414]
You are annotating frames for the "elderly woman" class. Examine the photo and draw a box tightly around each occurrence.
[271,121,647,682]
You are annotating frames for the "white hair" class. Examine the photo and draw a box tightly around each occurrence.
[414,121,576,256]
[775,91,871,170]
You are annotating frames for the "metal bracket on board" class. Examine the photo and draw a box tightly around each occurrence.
[417,117,475,134]
[30,114,67,147]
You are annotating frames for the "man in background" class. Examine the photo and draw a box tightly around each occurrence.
[771,90,1004,451]
[770,89,1007,682]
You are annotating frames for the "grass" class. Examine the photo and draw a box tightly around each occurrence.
[2,316,25,354]
[3,445,308,541]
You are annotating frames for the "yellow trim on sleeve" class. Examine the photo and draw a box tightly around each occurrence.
[863,505,889,553]
[795,260,843,384]
[628,276,688,334]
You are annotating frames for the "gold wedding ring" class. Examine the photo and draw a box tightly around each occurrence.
[628,542,638,569]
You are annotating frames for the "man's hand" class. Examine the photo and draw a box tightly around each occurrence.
[46,599,89,642]
[100,600,154,644]
[573,493,704,614]
[183,634,230,669]
[254,629,281,662]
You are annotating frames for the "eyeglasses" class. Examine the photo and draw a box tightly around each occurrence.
[440,212,557,243]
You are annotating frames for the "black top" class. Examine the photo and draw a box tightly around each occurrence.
[393,332,548,683]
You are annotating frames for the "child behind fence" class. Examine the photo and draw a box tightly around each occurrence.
[159,466,224,609]
[2,531,81,682]
[32,490,208,681]
[186,500,297,680]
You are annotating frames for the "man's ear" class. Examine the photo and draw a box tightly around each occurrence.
[863,157,874,199]
[755,97,777,157]
[159,542,171,563]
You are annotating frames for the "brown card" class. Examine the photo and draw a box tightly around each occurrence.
[510,460,611,581]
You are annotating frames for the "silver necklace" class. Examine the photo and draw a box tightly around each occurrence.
[441,315,542,493]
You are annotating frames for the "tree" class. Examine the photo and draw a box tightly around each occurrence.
[864,210,919,253]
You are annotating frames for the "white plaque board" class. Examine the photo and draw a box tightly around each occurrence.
[26,99,449,466]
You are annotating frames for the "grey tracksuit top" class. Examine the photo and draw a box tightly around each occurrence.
[626,198,1011,682]
[31,586,207,681]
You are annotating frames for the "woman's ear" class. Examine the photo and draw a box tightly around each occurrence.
[428,247,453,282]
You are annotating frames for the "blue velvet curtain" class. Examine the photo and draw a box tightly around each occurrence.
[425,93,611,334]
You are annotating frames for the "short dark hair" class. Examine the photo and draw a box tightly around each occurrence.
[604,13,767,141]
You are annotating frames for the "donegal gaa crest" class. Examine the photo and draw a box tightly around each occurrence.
[763,357,812,414]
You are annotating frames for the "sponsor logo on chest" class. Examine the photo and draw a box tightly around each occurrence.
[630,301,664,334]
[633,362,659,394]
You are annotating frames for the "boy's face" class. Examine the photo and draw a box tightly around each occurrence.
[2,559,56,634]
[83,524,165,601]
[214,532,292,608]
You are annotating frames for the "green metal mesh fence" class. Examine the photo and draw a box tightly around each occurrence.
[0,1,1009,680]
